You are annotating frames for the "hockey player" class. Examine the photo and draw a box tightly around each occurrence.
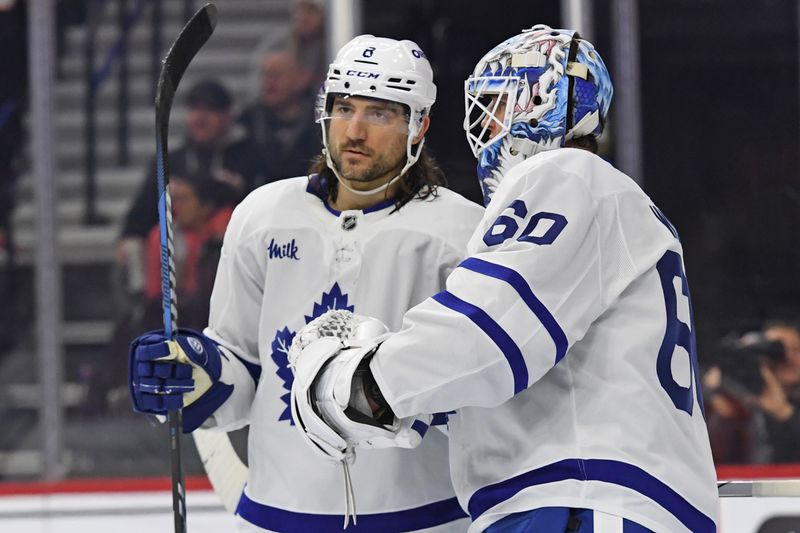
[288,26,720,532]
[128,36,483,531]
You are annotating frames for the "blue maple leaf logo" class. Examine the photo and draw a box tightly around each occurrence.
[304,282,354,324]
[270,327,296,424]
[271,282,355,425]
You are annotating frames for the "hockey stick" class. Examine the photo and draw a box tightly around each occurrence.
[192,428,248,513]
[155,4,217,532]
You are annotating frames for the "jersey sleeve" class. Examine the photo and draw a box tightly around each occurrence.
[370,158,670,417]
[201,198,266,429]
[435,197,486,287]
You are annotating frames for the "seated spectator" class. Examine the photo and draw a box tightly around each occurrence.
[238,49,321,182]
[97,176,233,411]
[116,79,264,268]
[247,0,326,96]
[703,320,800,464]
[287,0,326,87]
[142,176,233,331]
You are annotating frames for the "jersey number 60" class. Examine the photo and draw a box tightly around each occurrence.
[482,199,568,247]
[656,250,704,416]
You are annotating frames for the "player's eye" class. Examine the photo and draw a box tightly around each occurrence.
[367,106,406,126]
[368,109,389,123]
[477,95,494,109]
[332,104,354,118]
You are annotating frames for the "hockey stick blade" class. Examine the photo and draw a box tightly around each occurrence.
[193,429,248,513]
[154,4,217,533]
[156,4,217,153]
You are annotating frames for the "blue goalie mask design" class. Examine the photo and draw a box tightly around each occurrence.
[464,25,613,205]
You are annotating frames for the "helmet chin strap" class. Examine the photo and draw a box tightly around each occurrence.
[323,134,425,198]
[325,148,404,197]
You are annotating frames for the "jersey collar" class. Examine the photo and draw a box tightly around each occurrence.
[306,174,396,216]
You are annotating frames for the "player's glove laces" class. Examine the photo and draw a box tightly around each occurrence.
[129,329,233,432]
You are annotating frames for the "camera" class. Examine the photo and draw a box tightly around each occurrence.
[712,332,786,396]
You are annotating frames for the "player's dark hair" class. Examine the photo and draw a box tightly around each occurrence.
[172,172,233,210]
[307,146,446,212]
[564,135,598,153]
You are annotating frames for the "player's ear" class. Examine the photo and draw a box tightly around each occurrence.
[412,115,430,144]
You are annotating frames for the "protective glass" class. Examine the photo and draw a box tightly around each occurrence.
[463,76,518,157]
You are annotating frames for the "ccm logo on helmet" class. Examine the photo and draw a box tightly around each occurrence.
[345,70,380,79]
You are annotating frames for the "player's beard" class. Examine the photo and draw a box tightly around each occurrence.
[330,140,406,185]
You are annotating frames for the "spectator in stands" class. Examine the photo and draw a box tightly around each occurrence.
[238,49,321,182]
[757,320,800,462]
[142,176,233,331]
[247,0,326,95]
[703,363,754,464]
[116,79,263,267]
[98,175,233,411]
[703,320,800,464]
[764,320,800,397]
[287,0,326,86]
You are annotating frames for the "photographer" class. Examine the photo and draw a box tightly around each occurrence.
[760,320,800,462]
[703,321,800,464]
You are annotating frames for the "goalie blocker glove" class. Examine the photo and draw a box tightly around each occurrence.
[129,329,240,432]
[288,310,433,463]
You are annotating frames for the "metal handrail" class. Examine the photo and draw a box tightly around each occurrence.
[83,0,101,224]
[83,0,147,225]
[83,0,194,225]
[117,0,130,166]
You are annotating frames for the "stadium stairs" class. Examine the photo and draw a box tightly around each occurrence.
[0,0,289,480]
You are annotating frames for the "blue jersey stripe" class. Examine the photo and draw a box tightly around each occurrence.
[411,419,429,438]
[459,257,568,365]
[431,412,451,426]
[234,353,262,384]
[486,507,655,532]
[468,458,715,533]
[237,492,466,532]
[432,291,528,394]
[649,205,678,239]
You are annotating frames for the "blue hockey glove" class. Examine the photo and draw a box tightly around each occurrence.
[129,329,233,432]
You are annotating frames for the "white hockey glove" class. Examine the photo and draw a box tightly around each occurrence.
[288,310,432,463]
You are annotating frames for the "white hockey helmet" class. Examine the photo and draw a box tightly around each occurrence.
[319,35,437,195]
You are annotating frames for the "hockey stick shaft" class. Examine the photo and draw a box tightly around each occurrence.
[155,4,217,532]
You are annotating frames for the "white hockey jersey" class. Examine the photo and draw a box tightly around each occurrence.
[370,149,719,533]
[204,175,484,532]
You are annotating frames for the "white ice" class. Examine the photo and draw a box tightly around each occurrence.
[0,489,238,532]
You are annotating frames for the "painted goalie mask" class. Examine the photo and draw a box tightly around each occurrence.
[464,25,613,205]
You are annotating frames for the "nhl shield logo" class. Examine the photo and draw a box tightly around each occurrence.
[341,214,357,231]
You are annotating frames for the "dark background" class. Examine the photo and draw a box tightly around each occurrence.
[364,0,800,360]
